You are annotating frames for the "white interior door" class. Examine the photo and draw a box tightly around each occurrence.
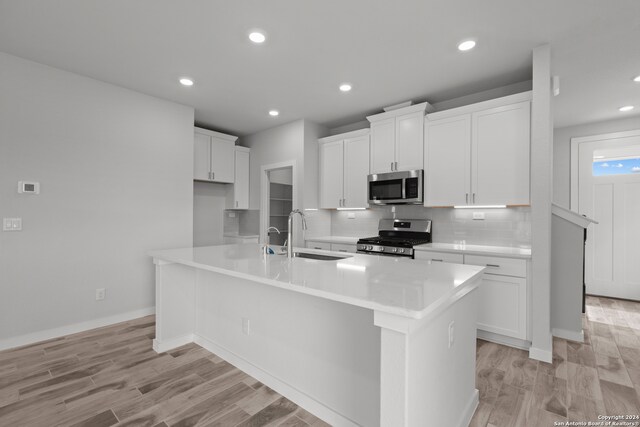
[578,135,640,300]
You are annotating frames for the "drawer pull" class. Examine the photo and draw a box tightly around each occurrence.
[432,259,443,262]
[314,247,322,249]
[486,264,500,268]
[338,249,347,252]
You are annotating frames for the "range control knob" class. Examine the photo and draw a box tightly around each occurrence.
[367,245,373,251]
[392,248,398,253]
[399,248,405,253]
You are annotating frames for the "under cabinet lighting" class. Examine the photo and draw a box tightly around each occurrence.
[336,208,366,211]
[304,208,318,211]
[453,205,507,209]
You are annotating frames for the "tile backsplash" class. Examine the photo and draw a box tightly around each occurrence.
[330,205,531,248]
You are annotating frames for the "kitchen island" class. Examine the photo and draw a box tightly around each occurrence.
[149,244,484,427]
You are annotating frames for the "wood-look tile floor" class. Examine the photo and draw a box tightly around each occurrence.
[470,295,640,427]
[3,295,640,427]
[0,317,329,427]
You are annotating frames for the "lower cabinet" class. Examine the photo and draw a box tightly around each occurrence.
[415,250,529,342]
[305,241,357,253]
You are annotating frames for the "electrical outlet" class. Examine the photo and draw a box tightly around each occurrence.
[448,321,455,348]
[95,288,106,301]
[242,317,250,335]
[228,212,236,218]
[472,212,485,220]
[348,212,356,219]
[3,218,22,231]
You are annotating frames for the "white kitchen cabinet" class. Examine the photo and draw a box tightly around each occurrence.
[367,103,433,174]
[464,254,528,340]
[194,127,238,183]
[331,243,357,253]
[306,241,332,250]
[424,93,531,207]
[414,250,463,264]
[319,130,369,209]
[226,147,250,210]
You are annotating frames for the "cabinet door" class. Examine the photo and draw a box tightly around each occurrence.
[194,132,211,181]
[395,111,424,171]
[319,141,344,209]
[472,101,530,205]
[233,150,250,209]
[306,241,332,250]
[210,137,236,183]
[369,118,395,174]
[343,135,370,208]
[476,274,527,339]
[331,243,357,253]
[424,115,471,207]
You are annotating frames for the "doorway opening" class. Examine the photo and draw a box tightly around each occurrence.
[260,161,297,246]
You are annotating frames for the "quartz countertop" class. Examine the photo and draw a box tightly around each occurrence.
[304,236,359,244]
[414,243,532,259]
[149,244,484,320]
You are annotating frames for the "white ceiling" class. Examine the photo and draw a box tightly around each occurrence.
[1,0,639,136]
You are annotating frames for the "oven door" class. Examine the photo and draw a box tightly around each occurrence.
[368,170,423,204]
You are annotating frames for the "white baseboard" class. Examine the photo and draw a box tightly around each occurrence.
[529,346,553,363]
[153,334,194,353]
[194,334,359,427]
[0,307,155,352]
[457,389,479,427]
[552,327,584,343]
[477,330,531,351]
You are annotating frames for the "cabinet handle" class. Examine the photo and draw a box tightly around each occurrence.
[432,259,443,262]
[338,249,347,252]
[472,193,476,203]
[236,201,239,208]
[486,264,500,268]
[395,161,398,171]
[465,193,469,204]
[212,171,215,180]
[390,162,394,171]
[342,198,346,207]
[314,246,322,250]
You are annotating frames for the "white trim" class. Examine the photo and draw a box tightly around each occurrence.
[570,129,640,210]
[194,126,238,143]
[366,101,434,122]
[318,128,370,144]
[426,91,532,121]
[552,203,597,228]
[528,346,553,363]
[260,160,297,245]
[152,334,194,353]
[477,330,531,351]
[552,327,584,343]
[194,334,358,427]
[457,390,479,427]
[0,307,155,352]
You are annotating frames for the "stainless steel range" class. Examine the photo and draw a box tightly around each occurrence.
[356,218,432,258]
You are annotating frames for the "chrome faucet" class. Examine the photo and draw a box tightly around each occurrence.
[263,226,281,255]
[287,209,307,259]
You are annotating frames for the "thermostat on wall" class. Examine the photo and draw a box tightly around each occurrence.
[18,181,40,194]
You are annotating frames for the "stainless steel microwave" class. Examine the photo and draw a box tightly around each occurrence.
[368,170,423,205]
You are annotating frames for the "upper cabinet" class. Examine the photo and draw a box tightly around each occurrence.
[424,93,531,207]
[226,147,250,210]
[367,102,433,174]
[194,127,238,183]
[319,130,370,209]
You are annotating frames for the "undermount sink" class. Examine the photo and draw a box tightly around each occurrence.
[292,252,352,261]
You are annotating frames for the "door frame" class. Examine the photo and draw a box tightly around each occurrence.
[259,160,297,244]
[570,129,640,211]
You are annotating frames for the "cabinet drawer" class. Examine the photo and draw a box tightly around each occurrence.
[464,255,526,278]
[331,243,357,253]
[414,251,464,264]
[306,241,331,251]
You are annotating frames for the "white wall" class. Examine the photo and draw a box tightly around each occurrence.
[193,181,228,246]
[553,116,640,208]
[0,53,194,347]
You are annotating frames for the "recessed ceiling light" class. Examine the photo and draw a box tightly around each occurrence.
[619,105,635,112]
[268,110,279,117]
[339,83,352,92]
[457,40,476,51]
[249,31,266,44]
[179,78,194,86]
[633,75,640,82]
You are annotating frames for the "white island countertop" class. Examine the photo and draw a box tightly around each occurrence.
[149,244,484,320]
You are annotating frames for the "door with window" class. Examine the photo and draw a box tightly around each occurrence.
[578,132,640,300]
